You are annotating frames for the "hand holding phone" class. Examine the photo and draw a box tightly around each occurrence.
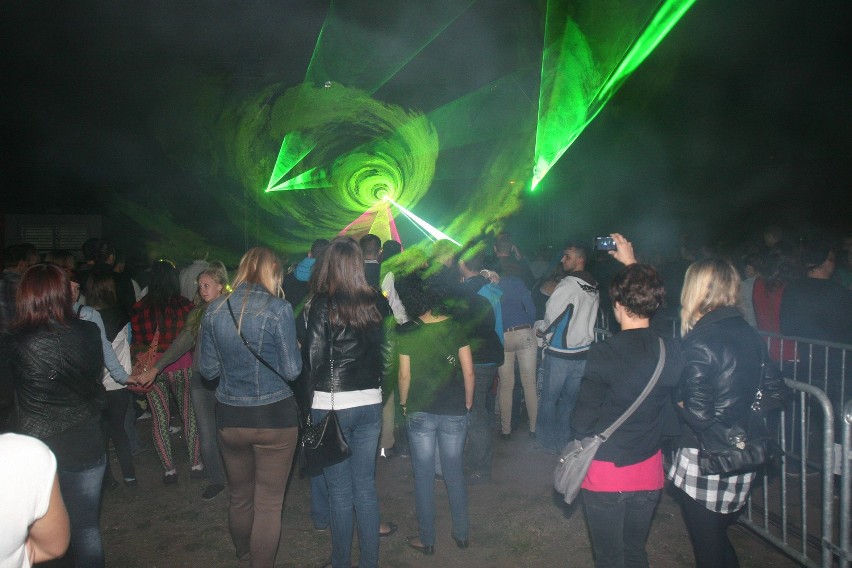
[608,233,637,266]
[593,236,617,251]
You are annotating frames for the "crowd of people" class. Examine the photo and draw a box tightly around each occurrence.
[0,226,850,568]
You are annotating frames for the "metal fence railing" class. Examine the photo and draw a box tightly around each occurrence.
[841,400,852,568]
[737,380,849,568]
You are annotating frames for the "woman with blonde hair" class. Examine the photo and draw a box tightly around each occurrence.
[198,247,301,568]
[669,258,785,568]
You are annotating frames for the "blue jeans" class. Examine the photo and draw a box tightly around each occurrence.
[535,354,586,451]
[407,412,470,546]
[59,454,108,568]
[191,386,226,485]
[583,489,661,568]
[310,473,330,529]
[465,364,497,474]
[313,404,382,568]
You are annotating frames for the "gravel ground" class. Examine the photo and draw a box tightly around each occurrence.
[98,420,800,567]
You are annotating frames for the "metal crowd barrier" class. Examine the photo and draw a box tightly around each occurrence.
[727,331,850,567]
[759,332,849,421]
[842,400,852,568]
[738,380,851,567]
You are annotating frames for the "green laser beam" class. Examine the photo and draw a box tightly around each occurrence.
[305,0,476,95]
[265,132,316,191]
[370,1,476,94]
[385,195,460,245]
[427,72,534,152]
[266,167,332,192]
[532,0,696,190]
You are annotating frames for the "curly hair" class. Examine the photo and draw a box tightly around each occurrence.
[609,263,665,319]
[395,270,453,319]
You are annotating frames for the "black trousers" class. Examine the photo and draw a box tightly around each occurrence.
[103,389,136,480]
[679,491,741,568]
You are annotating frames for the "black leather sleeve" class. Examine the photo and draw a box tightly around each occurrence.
[677,339,718,434]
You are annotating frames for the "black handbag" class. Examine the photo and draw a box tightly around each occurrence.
[697,410,771,476]
[697,343,780,476]
[302,409,351,477]
[301,326,351,476]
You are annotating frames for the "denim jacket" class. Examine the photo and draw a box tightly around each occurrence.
[198,283,302,406]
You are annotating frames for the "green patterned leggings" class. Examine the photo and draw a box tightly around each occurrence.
[146,368,202,473]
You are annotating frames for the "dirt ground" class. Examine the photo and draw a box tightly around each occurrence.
[99,419,801,568]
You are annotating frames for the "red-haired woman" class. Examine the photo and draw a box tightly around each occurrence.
[3,263,107,567]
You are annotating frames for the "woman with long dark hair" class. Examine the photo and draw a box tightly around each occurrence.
[302,236,388,568]
[83,269,137,488]
[670,258,785,567]
[129,259,201,484]
[198,247,302,568]
[132,264,230,500]
[4,263,107,567]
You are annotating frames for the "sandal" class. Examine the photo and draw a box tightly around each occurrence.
[406,535,434,555]
[379,521,398,537]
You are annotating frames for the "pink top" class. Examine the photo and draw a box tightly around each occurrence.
[581,450,664,492]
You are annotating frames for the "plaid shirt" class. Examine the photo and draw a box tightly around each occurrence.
[668,447,755,514]
[130,295,193,358]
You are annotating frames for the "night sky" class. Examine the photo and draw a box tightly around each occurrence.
[2,0,849,258]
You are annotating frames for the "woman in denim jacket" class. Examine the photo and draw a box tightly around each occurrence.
[198,247,302,568]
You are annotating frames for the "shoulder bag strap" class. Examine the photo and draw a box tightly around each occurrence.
[599,337,667,441]
[328,324,335,410]
[227,298,291,383]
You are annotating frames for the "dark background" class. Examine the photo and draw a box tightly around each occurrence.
[2,0,849,258]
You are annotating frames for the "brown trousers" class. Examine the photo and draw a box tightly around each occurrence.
[218,427,298,568]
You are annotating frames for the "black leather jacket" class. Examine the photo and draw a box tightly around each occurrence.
[676,306,785,448]
[5,318,105,440]
[302,295,388,396]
